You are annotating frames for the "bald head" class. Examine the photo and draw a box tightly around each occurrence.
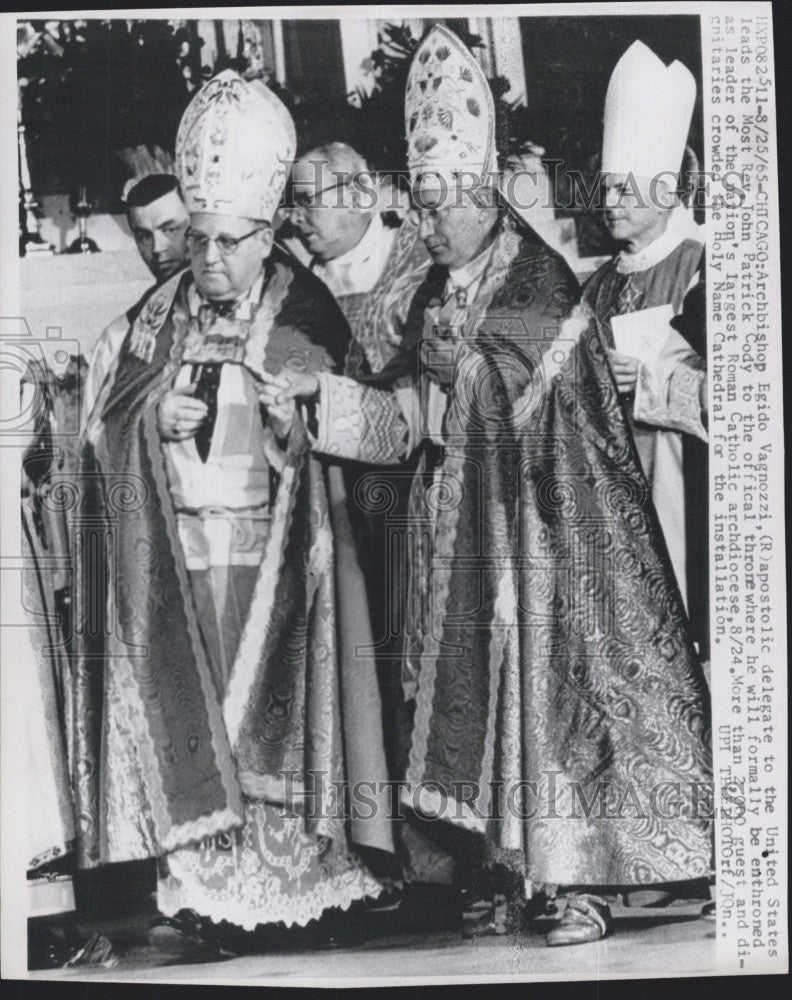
[307,142,369,178]
[289,143,375,263]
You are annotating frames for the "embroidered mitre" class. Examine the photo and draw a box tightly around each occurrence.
[176,69,296,222]
[405,25,497,190]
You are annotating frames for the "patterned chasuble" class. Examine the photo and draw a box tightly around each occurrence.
[307,211,713,888]
[339,218,431,379]
[74,247,393,928]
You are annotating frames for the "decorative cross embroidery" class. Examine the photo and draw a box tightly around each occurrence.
[616,275,641,315]
[129,292,172,363]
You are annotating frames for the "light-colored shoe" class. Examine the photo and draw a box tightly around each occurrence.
[546,894,613,947]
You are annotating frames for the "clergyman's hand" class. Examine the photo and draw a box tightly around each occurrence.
[256,387,296,440]
[608,351,639,395]
[257,371,320,406]
[157,384,208,441]
[257,371,320,441]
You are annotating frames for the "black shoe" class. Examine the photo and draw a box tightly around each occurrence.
[28,924,88,971]
[365,886,403,915]
[148,908,235,963]
[461,893,509,938]
[394,883,462,934]
[316,901,367,950]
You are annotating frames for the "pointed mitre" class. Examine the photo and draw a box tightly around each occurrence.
[405,25,497,190]
[176,70,296,222]
[602,40,696,181]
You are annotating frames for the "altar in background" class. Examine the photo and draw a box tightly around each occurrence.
[20,228,150,358]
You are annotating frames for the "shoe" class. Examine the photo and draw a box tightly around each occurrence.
[63,933,118,968]
[365,885,402,914]
[546,894,613,947]
[148,908,235,962]
[462,894,509,938]
[316,901,367,950]
[28,925,89,971]
[622,889,677,908]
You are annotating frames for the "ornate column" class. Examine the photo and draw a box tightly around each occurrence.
[270,19,287,85]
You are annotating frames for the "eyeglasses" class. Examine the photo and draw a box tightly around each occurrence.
[406,204,452,229]
[284,180,348,214]
[407,187,496,228]
[185,227,262,257]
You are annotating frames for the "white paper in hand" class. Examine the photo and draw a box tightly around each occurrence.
[610,304,675,367]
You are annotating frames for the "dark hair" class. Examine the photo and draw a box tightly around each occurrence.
[678,145,700,209]
[126,174,182,213]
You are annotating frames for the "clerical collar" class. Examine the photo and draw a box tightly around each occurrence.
[188,272,266,320]
[616,207,703,275]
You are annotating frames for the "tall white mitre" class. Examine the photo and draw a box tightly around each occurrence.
[405,25,496,189]
[602,40,696,182]
[175,69,296,222]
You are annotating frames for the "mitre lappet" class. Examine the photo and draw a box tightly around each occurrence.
[602,40,696,183]
[175,68,296,222]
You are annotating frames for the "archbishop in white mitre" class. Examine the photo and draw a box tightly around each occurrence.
[74,70,393,953]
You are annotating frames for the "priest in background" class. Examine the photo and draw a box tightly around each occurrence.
[82,174,189,425]
[287,142,448,899]
[584,40,709,672]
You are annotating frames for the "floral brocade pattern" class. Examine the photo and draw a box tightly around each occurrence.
[102,653,160,862]
[313,372,409,464]
[341,219,431,378]
[402,217,713,887]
